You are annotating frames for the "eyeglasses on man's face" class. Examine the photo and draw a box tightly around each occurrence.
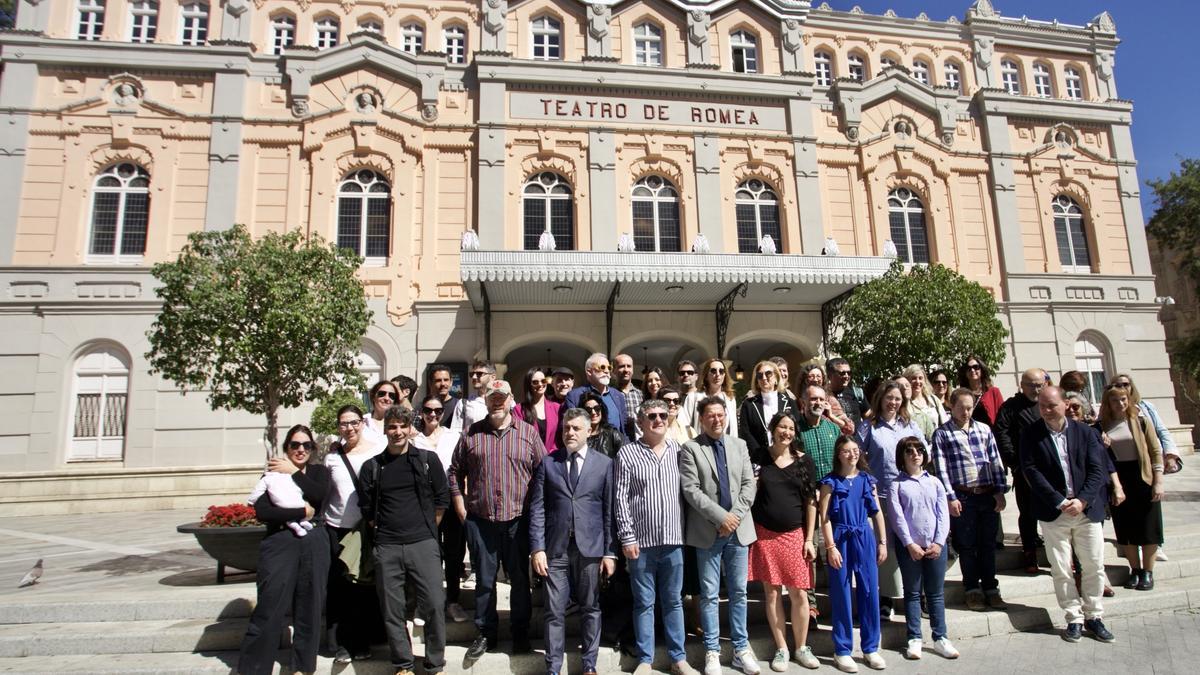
[678,369,696,377]
[469,370,489,378]
[644,412,668,421]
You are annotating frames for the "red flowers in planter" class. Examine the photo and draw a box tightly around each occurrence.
[200,503,261,528]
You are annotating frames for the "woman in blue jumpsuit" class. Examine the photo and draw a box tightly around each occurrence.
[819,435,889,672]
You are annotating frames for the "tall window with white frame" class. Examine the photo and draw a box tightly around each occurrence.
[1001,59,1022,95]
[887,188,930,264]
[1053,194,1091,273]
[70,346,130,462]
[633,22,663,66]
[944,61,962,93]
[179,2,209,46]
[337,169,392,265]
[88,163,150,263]
[444,25,466,64]
[315,16,339,50]
[522,172,574,250]
[848,53,866,82]
[531,15,562,60]
[1032,63,1054,98]
[735,179,782,253]
[1074,337,1109,405]
[128,1,158,43]
[401,22,424,54]
[912,59,931,85]
[631,176,681,252]
[730,30,758,73]
[814,51,833,86]
[76,0,106,40]
[1064,67,1084,100]
[269,14,295,55]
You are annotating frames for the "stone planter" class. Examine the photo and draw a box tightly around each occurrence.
[177,522,267,583]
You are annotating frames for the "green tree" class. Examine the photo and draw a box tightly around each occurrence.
[310,388,370,440]
[1147,158,1200,406]
[827,260,1008,381]
[146,225,372,459]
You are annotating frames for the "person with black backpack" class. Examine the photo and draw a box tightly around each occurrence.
[358,405,450,675]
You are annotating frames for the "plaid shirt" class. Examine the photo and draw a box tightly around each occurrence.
[797,414,840,479]
[931,418,1008,500]
[622,386,644,438]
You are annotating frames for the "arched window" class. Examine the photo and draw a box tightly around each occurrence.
[880,55,898,69]
[912,59,931,85]
[401,22,424,54]
[735,179,781,253]
[814,51,833,86]
[358,19,382,35]
[357,342,385,390]
[1032,63,1054,98]
[848,53,867,82]
[76,0,106,41]
[70,346,130,461]
[633,22,663,67]
[944,61,962,93]
[631,176,681,252]
[887,188,930,264]
[444,25,466,64]
[522,172,574,250]
[1053,195,1091,272]
[314,16,339,49]
[179,2,209,46]
[128,1,158,43]
[531,15,562,60]
[1001,59,1022,95]
[337,169,391,265]
[730,30,758,73]
[89,163,150,262]
[269,14,295,55]
[1064,67,1084,100]
[1074,336,1109,404]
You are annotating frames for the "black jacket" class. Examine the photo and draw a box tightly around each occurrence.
[738,394,798,466]
[993,394,1039,470]
[1020,418,1107,523]
[358,447,449,541]
[587,424,626,458]
[253,464,330,533]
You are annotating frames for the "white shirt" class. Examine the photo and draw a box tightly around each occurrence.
[1049,422,1074,501]
[762,391,779,421]
[323,448,375,529]
[411,428,461,474]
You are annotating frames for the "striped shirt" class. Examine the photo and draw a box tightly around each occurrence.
[931,418,1008,500]
[613,439,685,548]
[448,417,546,522]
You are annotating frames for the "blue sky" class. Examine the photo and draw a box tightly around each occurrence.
[831,1,1199,222]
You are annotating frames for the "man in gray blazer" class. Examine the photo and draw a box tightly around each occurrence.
[680,396,761,675]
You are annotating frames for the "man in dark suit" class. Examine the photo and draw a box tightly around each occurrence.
[562,353,628,441]
[1020,385,1115,644]
[529,407,616,675]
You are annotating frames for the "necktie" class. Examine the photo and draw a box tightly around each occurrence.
[569,452,580,492]
[712,438,733,511]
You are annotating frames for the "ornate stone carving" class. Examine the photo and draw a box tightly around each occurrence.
[973,35,994,70]
[112,82,140,107]
[781,19,803,72]
[335,152,395,182]
[482,0,507,52]
[942,131,955,146]
[291,99,309,117]
[687,11,712,65]
[340,0,356,14]
[297,0,312,11]
[226,0,249,16]
[1096,52,1113,81]
[354,91,377,114]
[968,0,997,19]
[1091,11,1117,32]
[586,3,612,58]
[421,103,438,122]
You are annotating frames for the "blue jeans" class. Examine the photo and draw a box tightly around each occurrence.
[950,493,1000,593]
[896,544,948,641]
[627,545,686,664]
[696,534,750,652]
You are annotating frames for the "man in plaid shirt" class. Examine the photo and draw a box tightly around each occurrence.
[932,387,1009,612]
[615,353,643,440]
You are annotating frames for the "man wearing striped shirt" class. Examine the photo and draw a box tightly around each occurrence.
[448,379,546,659]
[614,399,698,675]
[931,387,1009,611]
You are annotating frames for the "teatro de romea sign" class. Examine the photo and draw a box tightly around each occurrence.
[509,92,788,132]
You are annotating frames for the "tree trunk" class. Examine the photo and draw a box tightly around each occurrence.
[265,387,279,464]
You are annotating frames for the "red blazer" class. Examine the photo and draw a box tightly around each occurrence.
[513,398,561,452]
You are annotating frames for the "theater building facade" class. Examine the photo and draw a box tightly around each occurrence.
[0,0,1185,514]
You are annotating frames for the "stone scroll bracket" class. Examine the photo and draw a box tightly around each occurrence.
[831,72,965,144]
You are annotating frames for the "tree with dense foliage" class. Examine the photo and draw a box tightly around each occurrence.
[146,225,372,459]
[827,260,1008,380]
[1148,158,1200,402]
[310,388,370,440]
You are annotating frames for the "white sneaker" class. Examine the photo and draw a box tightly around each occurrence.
[933,637,960,659]
[834,654,859,673]
[1156,548,1169,562]
[413,615,425,627]
[447,602,469,623]
[704,650,723,675]
[905,638,922,660]
[863,651,887,670]
[794,646,820,670]
[733,648,762,675]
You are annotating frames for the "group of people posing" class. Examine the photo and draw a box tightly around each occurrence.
[235,351,1181,675]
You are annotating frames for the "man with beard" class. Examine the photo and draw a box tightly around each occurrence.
[426,364,461,431]
[563,353,628,443]
[448,380,546,659]
[614,353,643,440]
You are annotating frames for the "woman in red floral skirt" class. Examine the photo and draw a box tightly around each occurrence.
[749,412,820,671]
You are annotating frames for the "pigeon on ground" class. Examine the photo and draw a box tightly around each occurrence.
[17,559,43,588]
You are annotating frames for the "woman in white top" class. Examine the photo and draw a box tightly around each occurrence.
[322,405,383,663]
[361,380,399,446]
[903,364,948,439]
[684,357,738,438]
[411,395,470,623]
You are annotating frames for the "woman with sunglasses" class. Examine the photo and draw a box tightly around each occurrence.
[580,391,626,457]
[658,386,694,444]
[956,356,1003,426]
[513,367,560,452]
[684,357,739,438]
[739,360,798,466]
[928,371,951,411]
[363,380,400,445]
[903,365,948,439]
[237,424,331,675]
[322,405,384,663]
[1109,374,1182,474]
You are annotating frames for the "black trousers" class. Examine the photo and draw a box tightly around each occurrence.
[439,509,466,604]
[376,538,446,672]
[327,526,385,653]
[237,526,330,675]
[1013,470,1041,553]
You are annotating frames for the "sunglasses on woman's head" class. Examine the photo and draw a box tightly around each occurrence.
[287,441,316,451]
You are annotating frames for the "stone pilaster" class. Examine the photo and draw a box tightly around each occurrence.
[588,129,616,251]
[693,133,724,252]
